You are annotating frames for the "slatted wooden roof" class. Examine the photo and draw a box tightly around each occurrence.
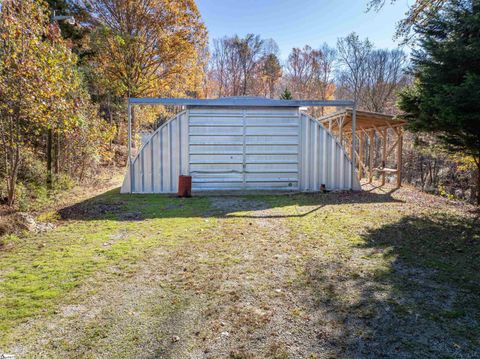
[319,109,406,132]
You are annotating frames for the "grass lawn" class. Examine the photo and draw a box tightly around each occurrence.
[0,183,479,358]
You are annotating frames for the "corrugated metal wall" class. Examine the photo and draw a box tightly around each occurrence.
[299,112,360,191]
[121,111,188,193]
[121,108,360,193]
[189,107,299,191]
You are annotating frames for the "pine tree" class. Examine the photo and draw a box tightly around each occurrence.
[398,0,480,204]
[280,88,293,100]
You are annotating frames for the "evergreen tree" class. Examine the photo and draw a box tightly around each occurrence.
[280,88,293,100]
[398,0,480,204]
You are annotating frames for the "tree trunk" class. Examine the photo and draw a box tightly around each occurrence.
[7,175,15,207]
[54,132,60,175]
[47,128,53,189]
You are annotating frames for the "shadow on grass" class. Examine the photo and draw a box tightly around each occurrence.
[305,213,480,358]
[58,187,403,221]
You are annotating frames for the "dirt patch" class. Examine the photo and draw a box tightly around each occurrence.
[58,202,125,221]
[209,197,268,213]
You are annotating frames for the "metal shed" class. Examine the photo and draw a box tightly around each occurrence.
[121,97,361,193]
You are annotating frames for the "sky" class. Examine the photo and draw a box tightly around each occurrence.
[196,0,411,59]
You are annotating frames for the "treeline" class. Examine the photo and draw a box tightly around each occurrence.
[206,33,408,117]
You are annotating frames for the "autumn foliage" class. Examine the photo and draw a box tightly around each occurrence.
[0,0,112,206]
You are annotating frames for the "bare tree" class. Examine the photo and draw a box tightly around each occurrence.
[284,46,319,98]
[284,44,337,115]
[209,34,278,97]
[210,37,231,97]
[363,49,408,112]
[317,43,337,115]
[336,33,373,103]
[232,34,264,95]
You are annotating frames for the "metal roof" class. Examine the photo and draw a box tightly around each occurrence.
[128,96,355,107]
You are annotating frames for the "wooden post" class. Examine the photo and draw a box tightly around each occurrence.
[396,128,403,188]
[369,129,375,183]
[128,102,133,193]
[381,128,387,186]
[339,117,344,145]
[359,131,364,179]
[351,104,357,188]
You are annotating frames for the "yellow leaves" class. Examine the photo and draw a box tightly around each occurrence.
[90,0,207,99]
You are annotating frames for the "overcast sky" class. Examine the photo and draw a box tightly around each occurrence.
[196,0,411,59]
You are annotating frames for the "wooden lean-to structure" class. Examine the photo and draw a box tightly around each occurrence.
[319,109,407,187]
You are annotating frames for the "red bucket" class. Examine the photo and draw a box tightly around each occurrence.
[177,175,192,197]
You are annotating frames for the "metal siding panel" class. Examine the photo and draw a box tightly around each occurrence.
[190,154,243,164]
[298,114,303,189]
[190,145,243,155]
[245,126,298,136]
[193,182,243,190]
[247,145,297,154]
[304,116,310,190]
[244,182,297,189]
[246,163,298,172]
[190,126,243,136]
[163,126,171,192]
[190,163,244,172]
[134,158,142,193]
[189,117,243,126]
[297,112,358,192]
[143,141,152,192]
[152,133,161,192]
[245,135,298,145]
[122,109,358,193]
[171,118,179,192]
[321,127,327,186]
[309,122,315,190]
[245,154,297,163]
[244,108,299,190]
[190,136,244,145]
[159,128,164,192]
[330,133,336,189]
[181,112,189,176]
[245,117,299,126]
[339,143,345,189]
[151,134,155,192]
[313,123,318,190]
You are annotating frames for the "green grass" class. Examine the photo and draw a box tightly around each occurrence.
[0,189,214,342]
[1,188,479,357]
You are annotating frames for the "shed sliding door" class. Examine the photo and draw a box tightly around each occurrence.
[189,107,300,191]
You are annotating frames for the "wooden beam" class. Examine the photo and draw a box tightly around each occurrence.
[359,132,364,179]
[339,115,344,143]
[354,150,368,173]
[385,136,400,160]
